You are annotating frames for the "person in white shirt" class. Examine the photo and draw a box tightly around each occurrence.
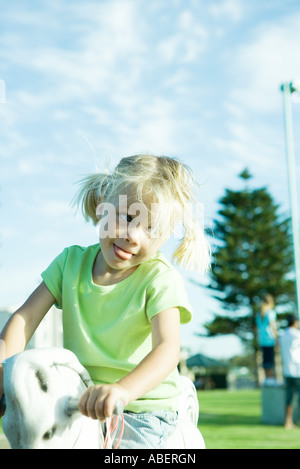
[279,315,300,429]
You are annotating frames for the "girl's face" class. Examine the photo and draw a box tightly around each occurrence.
[96,188,167,275]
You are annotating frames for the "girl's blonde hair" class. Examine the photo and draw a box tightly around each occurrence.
[74,154,211,273]
[261,294,275,312]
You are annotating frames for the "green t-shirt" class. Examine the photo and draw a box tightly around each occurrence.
[41,244,192,412]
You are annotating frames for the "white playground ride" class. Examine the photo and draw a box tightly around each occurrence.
[1,348,205,449]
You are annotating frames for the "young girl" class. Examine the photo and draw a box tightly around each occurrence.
[0,154,210,449]
[256,294,278,382]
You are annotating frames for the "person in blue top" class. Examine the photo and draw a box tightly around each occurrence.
[256,294,278,383]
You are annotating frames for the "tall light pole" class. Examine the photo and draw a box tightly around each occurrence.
[281,80,300,318]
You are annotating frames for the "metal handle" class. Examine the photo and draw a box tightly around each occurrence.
[65,397,124,416]
[65,397,79,415]
[0,395,124,417]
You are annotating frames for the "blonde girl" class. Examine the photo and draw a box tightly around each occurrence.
[256,294,278,381]
[0,154,210,448]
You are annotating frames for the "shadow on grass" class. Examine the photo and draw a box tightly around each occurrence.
[198,412,261,426]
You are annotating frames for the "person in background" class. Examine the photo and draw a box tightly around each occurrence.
[256,294,278,383]
[279,314,300,429]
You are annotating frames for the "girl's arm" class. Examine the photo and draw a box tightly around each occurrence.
[79,307,180,421]
[270,320,278,340]
[0,282,56,407]
[118,306,180,399]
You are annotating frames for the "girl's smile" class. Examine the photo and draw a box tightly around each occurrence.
[113,243,134,261]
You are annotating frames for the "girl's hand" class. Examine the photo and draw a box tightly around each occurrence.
[78,383,129,421]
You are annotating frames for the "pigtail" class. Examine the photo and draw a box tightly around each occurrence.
[164,161,211,274]
[73,173,110,225]
[173,216,211,273]
[173,186,211,273]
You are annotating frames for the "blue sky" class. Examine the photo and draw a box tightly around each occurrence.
[0,0,300,358]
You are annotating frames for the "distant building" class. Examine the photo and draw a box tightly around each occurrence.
[186,353,229,390]
[0,306,63,351]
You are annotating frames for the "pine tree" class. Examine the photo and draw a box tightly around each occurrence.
[206,170,296,371]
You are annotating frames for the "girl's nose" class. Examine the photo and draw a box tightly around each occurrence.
[125,224,140,244]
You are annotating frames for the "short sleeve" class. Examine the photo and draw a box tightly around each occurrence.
[146,268,192,324]
[41,248,69,309]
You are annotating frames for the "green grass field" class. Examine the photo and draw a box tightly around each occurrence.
[1,389,300,449]
[198,389,300,449]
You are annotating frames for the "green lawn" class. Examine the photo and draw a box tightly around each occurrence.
[1,389,300,449]
[198,389,300,449]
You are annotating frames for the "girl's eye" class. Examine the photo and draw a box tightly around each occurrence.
[119,213,133,223]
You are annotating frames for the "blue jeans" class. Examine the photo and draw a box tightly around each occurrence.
[111,411,178,449]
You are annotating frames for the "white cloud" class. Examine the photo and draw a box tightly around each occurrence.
[0,0,157,182]
[0,1,146,106]
[212,10,300,188]
[130,100,180,153]
[40,200,70,217]
[0,226,19,241]
[14,196,70,219]
[0,79,5,103]
[215,120,281,168]
[106,97,184,156]
[0,0,211,164]
[158,9,208,63]
[209,0,245,22]
[17,159,38,175]
[229,12,300,113]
